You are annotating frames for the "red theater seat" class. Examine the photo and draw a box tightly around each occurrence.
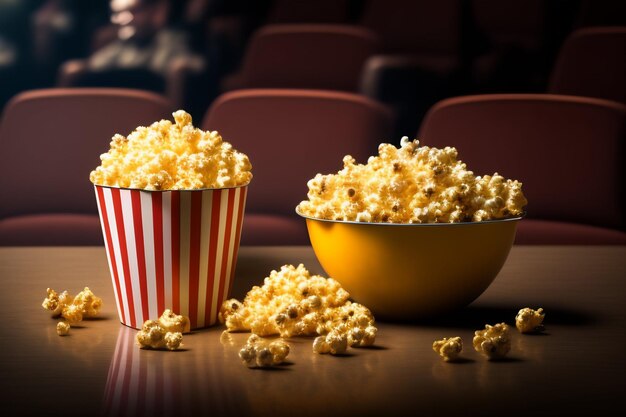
[0,88,173,246]
[222,24,380,92]
[358,0,464,137]
[418,94,626,244]
[203,89,393,245]
[516,219,626,245]
[267,0,351,24]
[549,27,626,104]
[360,0,462,58]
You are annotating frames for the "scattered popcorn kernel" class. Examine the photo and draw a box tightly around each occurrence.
[238,335,290,368]
[219,264,378,354]
[324,330,349,355]
[239,344,256,366]
[349,325,377,347]
[515,307,545,333]
[312,336,330,354]
[473,323,511,360]
[42,287,103,323]
[56,321,70,336]
[62,304,84,325]
[136,319,183,351]
[432,337,463,362]
[43,287,104,335]
[164,332,184,350]
[42,288,73,317]
[72,287,103,318]
[255,347,274,367]
[158,309,190,334]
[268,340,290,363]
[297,138,527,223]
[219,299,248,332]
[90,110,252,190]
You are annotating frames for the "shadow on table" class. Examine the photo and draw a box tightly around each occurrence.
[381,304,598,329]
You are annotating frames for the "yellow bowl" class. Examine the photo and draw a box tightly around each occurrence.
[298,210,521,319]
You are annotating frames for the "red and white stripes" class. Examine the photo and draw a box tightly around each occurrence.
[95,185,247,329]
[103,327,240,416]
[103,327,178,416]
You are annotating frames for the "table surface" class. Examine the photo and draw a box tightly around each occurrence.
[0,245,624,417]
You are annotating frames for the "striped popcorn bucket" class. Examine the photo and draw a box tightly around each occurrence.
[95,185,247,330]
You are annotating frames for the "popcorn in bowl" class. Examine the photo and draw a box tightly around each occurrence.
[90,110,252,190]
[296,138,527,319]
[297,137,526,223]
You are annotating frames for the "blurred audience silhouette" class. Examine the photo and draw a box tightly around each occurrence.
[1,0,623,120]
[0,0,625,246]
[56,0,206,114]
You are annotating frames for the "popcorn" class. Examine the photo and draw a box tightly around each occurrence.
[90,110,252,190]
[313,329,349,355]
[62,304,84,325]
[432,336,463,362]
[473,323,511,360]
[218,299,248,332]
[42,287,103,323]
[72,287,103,318]
[158,309,191,334]
[238,335,290,368]
[219,264,377,354]
[42,288,73,317]
[297,137,527,223]
[515,307,545,334]
[56,321,70,336]
[348,325,377,348]
[136,320,184,351]
[43,287,103,336]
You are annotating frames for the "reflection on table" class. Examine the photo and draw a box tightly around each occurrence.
[0,246,624,417]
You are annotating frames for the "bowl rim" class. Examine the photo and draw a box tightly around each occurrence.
[295,207,524,227]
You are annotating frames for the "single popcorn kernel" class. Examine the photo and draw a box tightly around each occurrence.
[158,309,191,334]
[312,336,331,354]
[42,288,73,317]
[72,287,103,318]
[297,137,527,223]
[136,319,184,351]
[432,337,463,362]
[89,110,252,190]
[515,307,545,334]
[320,329,349,355]
[62,304,84,325]
[219,264,378,354]
[473,323,511,360]
[238,335,290,368]
[56,321,70,336]
[219,299,248,332]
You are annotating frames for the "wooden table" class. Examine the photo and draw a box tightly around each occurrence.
[1,246,624,417]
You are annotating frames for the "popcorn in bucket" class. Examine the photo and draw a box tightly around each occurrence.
[90,110,252,329]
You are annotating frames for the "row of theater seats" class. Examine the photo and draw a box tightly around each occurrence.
[0,88,624,246]
[222,24,625,103]
[54,24,626,138]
